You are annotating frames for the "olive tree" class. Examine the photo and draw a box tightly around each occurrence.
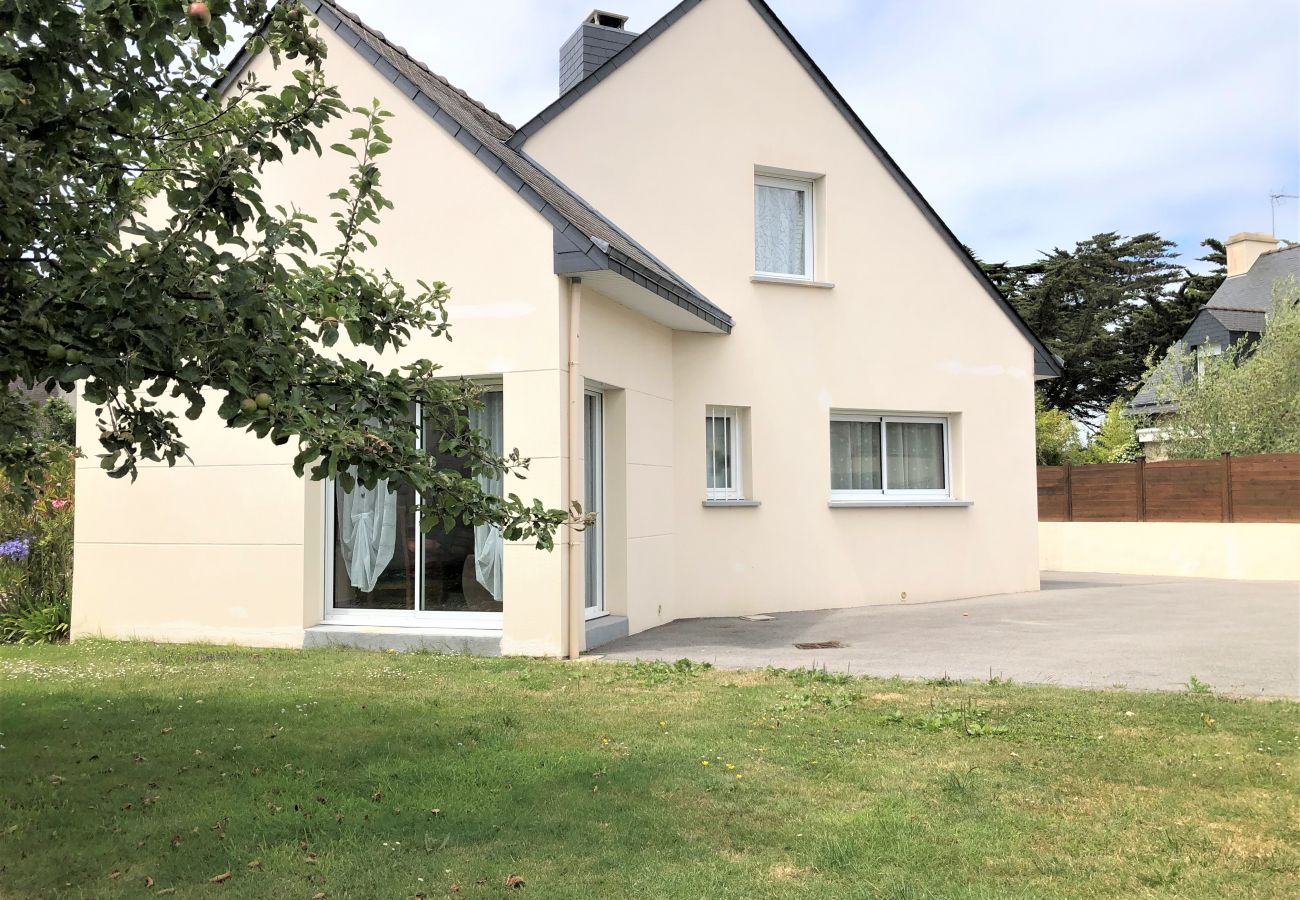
[0,1,567,544]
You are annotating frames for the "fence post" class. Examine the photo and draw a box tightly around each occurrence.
[1064,462,1074,522]
[1135,458,1147,522]
[1221,453,1234,523]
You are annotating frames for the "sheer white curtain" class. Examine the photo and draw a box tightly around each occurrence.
[755,183,806,275]
[886,422,945,490]
[830,420,882,490]
[336,470,398,592]
[468,392,504,602]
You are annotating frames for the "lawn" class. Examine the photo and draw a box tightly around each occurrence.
[0,642,1296,899]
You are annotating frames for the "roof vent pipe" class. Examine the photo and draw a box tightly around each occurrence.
[559,10,638,95]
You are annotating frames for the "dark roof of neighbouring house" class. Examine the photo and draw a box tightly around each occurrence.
[1128,243,1300,414]
[1203,243,1300,322]
[509,0,1062,378]
[220,0,733,333]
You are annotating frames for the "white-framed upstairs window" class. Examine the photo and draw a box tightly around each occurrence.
[755,173,814,279]
[830,413,950,501]
[705,405,745,501]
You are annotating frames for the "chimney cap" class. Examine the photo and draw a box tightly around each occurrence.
[586,10,629,30]
[1226,231,1276,245]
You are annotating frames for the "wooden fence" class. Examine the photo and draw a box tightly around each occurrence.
[1038,453,1300,523]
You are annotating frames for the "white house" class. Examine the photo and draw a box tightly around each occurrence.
[72,0,1060,656]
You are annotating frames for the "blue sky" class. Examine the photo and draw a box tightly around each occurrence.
[334,0,1300,269]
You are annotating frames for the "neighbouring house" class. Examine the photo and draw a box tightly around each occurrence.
[71,0,1060,656]
[1129,233,1299,458]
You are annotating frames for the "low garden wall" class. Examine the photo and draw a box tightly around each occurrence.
[1038,521,1300,581]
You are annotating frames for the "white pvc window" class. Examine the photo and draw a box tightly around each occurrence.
[705,405,744,500]
[830,413,949,500]
[755,174,813,278]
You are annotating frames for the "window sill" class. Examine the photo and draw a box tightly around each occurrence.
[828,499,973,509]
[702,499,762,508]
[751,274,835,289]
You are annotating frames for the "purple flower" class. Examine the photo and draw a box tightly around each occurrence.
[0,536,31,561]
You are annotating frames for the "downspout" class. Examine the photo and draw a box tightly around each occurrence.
[566,277,584,659]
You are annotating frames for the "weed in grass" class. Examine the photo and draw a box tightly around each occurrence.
[926,673,962,686]
[630,657,712,684]
[766,665,854,686]
[1186,674,1215,694]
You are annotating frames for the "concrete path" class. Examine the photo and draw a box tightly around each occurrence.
[596,573,1300,696]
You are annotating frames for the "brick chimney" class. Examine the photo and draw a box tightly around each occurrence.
[559,10,637,95]
[1225,231,1278,277]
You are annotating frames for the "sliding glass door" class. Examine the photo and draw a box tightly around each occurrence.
[584,389,605,619]
[326,389,505,628]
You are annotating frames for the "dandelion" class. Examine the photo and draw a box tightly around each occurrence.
[725,764,735,770]
[736,774,743,780]
[700,760,709,766]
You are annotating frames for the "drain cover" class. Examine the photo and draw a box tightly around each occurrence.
[794,640,845,650]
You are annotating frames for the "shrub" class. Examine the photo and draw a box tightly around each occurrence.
[0,449,74,644]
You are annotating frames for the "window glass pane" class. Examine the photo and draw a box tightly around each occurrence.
[830,420,881,490]
[755,183,806,275]
[886,421,945,491]
[706,413,733,490]
[332,479,416,610]
[420,390,504,613]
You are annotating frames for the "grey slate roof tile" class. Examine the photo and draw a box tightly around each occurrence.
[1129,244,1299,414]
[310,0,731,332]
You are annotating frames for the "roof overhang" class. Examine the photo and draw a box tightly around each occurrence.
[554,227,731,333]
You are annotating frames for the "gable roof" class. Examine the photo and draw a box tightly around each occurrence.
[1204,243,1300,315]
[221,0,732,334]
[1128,244,1299,414]
[509,0,1062,379]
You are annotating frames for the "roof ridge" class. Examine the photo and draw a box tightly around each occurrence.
[320,0,516,133]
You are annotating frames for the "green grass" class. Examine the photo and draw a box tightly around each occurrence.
[0,643,1296,899]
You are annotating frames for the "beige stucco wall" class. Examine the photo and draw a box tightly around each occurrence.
[72,24,573,652]
[1040,522,1300,581]
[524,0,1041,621]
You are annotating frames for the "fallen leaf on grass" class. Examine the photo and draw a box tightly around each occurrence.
[210,871,231,884]
[157,889,175,896]
[145,876,155,888]
[311,893,326,899]
[47,774,64,785]
[505,874,525,889]
[371,790,383,802]
[169,835,182,848]
[449,885,461,893]
[108,869,123,879]
[247,860,262,869]
[160,727,173,734]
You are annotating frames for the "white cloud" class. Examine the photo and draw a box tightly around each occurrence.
[335,0,1300,264]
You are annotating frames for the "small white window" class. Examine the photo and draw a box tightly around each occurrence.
[830,413,950,500]
[1195,342,1223,379]
[705,405,744,500]
[755,174,813,278]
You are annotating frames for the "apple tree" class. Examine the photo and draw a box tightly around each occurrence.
[0,1,568,544]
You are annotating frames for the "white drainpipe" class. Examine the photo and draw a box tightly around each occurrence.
[566,277,584,659]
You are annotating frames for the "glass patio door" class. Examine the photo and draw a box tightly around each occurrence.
[584,389,605,618]
[326,389,505,629]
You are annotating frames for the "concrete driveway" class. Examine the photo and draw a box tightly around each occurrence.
[596,573,1300,696]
